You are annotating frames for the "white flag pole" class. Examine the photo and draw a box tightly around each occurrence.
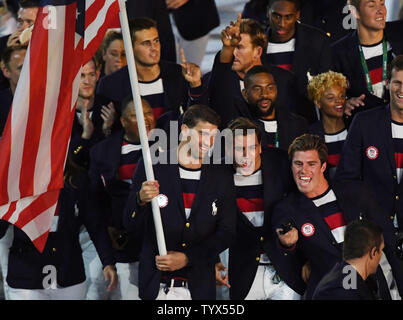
[117,0,167,255]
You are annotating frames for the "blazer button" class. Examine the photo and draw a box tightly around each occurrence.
[185,222,190,228]
[260,236,264,242]
[284,253,288,256]
[131,211,136,218]
[393,175,397,180]
[390,216,395,220]
[332,241,336,246]
[396,195,399,200]
[52,247,57,252]
[73,145,82,154]
[182,243,187,248]
[326,32,331,37]
[256,257,260,262]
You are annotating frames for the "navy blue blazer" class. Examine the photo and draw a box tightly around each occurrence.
[123,150,237,300]
[335,105,403,294]
[88,130,143,263]
[172,0,220,41]
[335,105,403,236]
[6,177,115,290]
[266,22,334,123]
[271,179,401,299]
[312,261,376,300]
[228,148,306,299]
[299,0,352,44]
[332,20,403,118]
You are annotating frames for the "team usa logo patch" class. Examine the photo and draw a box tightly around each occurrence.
[157,194,169,208]
[301,223,315,237]
[366,146,379,160]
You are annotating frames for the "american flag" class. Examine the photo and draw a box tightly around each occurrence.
[0,0,120,252]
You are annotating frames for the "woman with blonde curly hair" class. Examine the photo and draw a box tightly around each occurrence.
[307,71,348,178]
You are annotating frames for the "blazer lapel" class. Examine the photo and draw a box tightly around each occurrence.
[380,105,396,174]
[189,162,209,215]
[104,131,125,181]
[350,32,369,91]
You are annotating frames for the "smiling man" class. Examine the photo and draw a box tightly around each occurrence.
[265,0,333,123]
[236,65,308,151]
[272,133,403,300]
[217,117,303,300]
[96,17,205,134]
[332,0,403,119]
[336,56,403,300]
[209,14,300,127]
[87,96,156,300]
[123,105,237,300]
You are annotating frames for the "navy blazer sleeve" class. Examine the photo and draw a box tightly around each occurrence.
[335,114,363,181]
[79,183,116,268]
[123,157,150,236]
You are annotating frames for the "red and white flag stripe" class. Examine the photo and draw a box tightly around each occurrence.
[0,0,120,252]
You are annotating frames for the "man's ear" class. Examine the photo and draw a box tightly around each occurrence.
[385,78,390,90]
[0,62,10,79]
[369,247,377,259]
[181,123,189,138]
[350,4,360,21]
[241,88,248,102]
[254,46,263,60]
[120,116,126,129]
[320,161,327,173]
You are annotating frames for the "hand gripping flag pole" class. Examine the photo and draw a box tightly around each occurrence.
[117,0,167,255]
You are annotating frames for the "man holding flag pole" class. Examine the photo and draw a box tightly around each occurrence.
[118,1,237,299]
[0,0,124,299]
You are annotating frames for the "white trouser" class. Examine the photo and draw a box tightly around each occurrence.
[8,281,86,300]
[156,280,192,300]
[245,265,301,300]
[0,225,13,300]
[216,248,230,300]
[169,14,210,68]
[79,227,140,300]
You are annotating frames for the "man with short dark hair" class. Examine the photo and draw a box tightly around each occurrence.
[265,0,333,123]
[4,0,39,47]
[218,65,307,151]
[336,55,403,299]
[87,97,156,300]
[96,17,205,135]
[218,117,303,300]
[313,219,384,300]
[123,105,237,300]
[209,14,300,121]
[272,133,402,299]
[126,0,176,63]
[0,44,26,136]
[332,0,403,118]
